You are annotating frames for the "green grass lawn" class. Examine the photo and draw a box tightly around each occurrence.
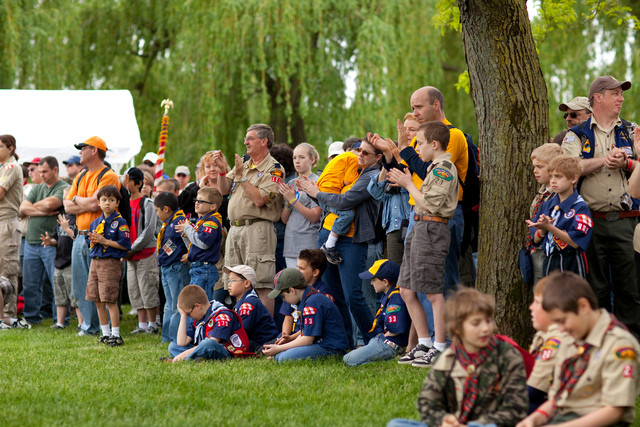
[2,308,639,427]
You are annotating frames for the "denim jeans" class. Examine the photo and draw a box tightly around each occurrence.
[160,262,191,343]
[387,420,496,427]
[274,343,344,363]
[318,228,374,348]
[343,334,401,366]
[22,242,56,324]
[318,202,355,236]
[355,241,383,346]
[71,237,99,334]
[189,262,219,301]
[168,339,231,361]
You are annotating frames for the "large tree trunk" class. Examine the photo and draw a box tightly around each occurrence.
[457,0,548,344]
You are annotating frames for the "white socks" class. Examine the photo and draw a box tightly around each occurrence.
[111,326,120,337]
[148,321,157,329]
[101,324,111,337]
[139,322,148,330]
[434,341,446,352]
[325,234,338,249]
[418,337,433,348]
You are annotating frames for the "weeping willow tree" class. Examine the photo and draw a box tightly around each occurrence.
[1,0,478,171]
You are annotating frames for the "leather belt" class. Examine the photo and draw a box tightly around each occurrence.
[413,214,448,224]
[230,218,267,227]
[383,339,405,353]
[78,230,89,235]
[590,210,640,222]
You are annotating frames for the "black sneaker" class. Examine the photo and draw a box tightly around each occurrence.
[13,318,32,329]
[412,347,442,368]
[98,335,110,344]
[145,325,159,334]
[108,335,124,347]
[398,343,431,364]
[50,324,65,330]
[321,244,343,264]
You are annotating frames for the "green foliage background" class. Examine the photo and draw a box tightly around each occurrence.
[1,0,639,171]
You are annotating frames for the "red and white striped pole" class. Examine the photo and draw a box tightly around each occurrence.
[155,99,173,191]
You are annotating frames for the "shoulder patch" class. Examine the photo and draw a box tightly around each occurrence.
[433,168,453,181]
[271,169,284,178]
[3,164,13,170]
[543,338,560,350]
[615,347,637,360]
[576,214,592,228]
[202,221,218,229]
[386,305,401,313]
[562,135,575,143]
[303,306,317,315]
[442,161,453,169]
[119,225,129,232]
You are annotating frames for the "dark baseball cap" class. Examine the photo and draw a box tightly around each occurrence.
[588,76,631,102]
[358,259,400,283]
[63,155,81,165]
[268,268,306,299]
[124,167,144,183]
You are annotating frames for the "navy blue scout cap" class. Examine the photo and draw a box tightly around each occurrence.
[358,259,400,282]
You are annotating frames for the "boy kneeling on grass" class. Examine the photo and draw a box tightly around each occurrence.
[517,271,640,427]
[166,284,253,363]
[388,288,528,427]
[87,185,131,347]
[262,268,348,362]
[343,259,410,366]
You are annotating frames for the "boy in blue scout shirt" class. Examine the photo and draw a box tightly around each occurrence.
[262,268,348,362]
[166,284,253,362]
[154,191,190,343]
[86,185,131,347]
[224,264,278,351]
[175,187,224,301]
[344,259,410,366]
[527,156,593,278]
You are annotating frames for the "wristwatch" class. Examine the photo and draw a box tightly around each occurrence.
[235,177,247,184]
[72,195,78,204]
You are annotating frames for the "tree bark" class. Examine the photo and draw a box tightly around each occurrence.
[457,0,548,344]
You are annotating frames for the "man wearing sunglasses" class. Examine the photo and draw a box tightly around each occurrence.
[559,96,591,129]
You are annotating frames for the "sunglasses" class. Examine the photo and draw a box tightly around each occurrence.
[193,199,214,204]
[357,148,373,157]
[563,112,581,119]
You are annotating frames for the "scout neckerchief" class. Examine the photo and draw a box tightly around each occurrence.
[192,300,227,345]
[156,209,185,253]
[552,313,627,414]
[90,212,122,250]
[527,188,551,251]
[186,211,221,255]
[369,286,400,333]
[453,334,500,424]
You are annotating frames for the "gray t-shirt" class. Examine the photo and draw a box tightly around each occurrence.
[282,173,321,258]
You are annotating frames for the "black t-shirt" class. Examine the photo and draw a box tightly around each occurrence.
[52,214,75,269]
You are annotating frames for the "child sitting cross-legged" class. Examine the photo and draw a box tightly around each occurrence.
[166,284,253,362]
[387,288,528,427]
[343,259,410,366]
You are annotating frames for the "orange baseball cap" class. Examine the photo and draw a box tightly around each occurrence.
[74,136,108,152]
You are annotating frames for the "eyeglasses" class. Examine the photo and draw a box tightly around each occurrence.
[357,148,373,157]
[187,305,196,317]
[193,199,214,204]
[563,112,582,119]
[226,279,244,284]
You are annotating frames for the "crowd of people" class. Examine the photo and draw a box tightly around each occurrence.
[1,76,640,426]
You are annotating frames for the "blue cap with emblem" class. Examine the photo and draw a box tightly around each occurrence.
[358,259,400,282]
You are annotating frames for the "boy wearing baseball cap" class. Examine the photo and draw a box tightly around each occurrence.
[344,259,410,366]
[224,264,278,351]
[262,268,348,362]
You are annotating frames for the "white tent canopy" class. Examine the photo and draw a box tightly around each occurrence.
[0,89,143,174]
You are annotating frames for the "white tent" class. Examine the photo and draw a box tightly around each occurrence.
[0,89,143,174]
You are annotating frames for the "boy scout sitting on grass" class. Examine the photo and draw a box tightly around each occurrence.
[517,271,640,427]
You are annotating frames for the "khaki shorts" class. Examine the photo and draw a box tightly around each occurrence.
[224,220,276,289]
[53,265,76,307]
[398,221,450,294]
[126,253,160,309]
[86,258,122,303]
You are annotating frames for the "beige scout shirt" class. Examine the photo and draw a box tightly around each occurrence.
[0,156,23,222]
[549,309,640,423]
[563,116,636,212]
[529,185,554,218]
[415,152,459,218]
[527,324,573,393]
[226,153,284,223]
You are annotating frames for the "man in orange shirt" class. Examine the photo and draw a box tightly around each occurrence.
[64,136,121,336]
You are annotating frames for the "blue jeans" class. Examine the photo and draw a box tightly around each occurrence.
[387,420,496,427]
[168,339,231,361]
[355,241,383,346]
[71,237,99,334]
[22,242,56,324]
[189,262,219,302]
[343,334,402,366]
[274,343,344,363]
[318,228,374,348]
[319,202,355,236]
[161,262,191,343]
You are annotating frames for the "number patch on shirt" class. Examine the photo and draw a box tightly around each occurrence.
[388,315,397,324]
[623,364,634,378]
[304,317,313,325]
[239,303,254,316]
[216,313,230,327]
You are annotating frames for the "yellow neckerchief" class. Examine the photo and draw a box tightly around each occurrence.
[186,211,222,255]
[157,209,186,253]
[369,286,400,333]
[90,213,122,249]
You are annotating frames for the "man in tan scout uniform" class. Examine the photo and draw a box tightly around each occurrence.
[0,135,24,328]
[562,75,640,340]
[214,124,284,316]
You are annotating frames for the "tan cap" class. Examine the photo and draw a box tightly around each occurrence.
[559,96,590,112]
[222,265,257,286]
[174,165,190,176]
[588,76,631,102]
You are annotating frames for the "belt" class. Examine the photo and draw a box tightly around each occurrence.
[383,339,405,353]
[78,230,89,235]
[413,214,448,224]
[191,261,212,266]
[230,218,267,227]
[590,210,640,222]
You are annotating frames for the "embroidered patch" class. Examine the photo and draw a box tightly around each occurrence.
[615,347,637,360]
[386,305,401,313]
[623,364,635,378]
[388,314,397,324]
[552,235,568,250]
[239,303,254,316]
[583,139,591,153]
[541,349,553,361]
[564,209,575,219]
[202,221,218,229]
[271,169,284,178]
[268,191,277,200]
[119,224,129,232]
[576,223,590,234]
[622,146,633,157]
[303,307,317,315]
[216,313,230,327]
[111,221,119,229]
[3,164,13,170]
[162,239,176,255]
[124,231,130,239]
[543,338,560,350]
[230,333,243,348]
[208,319,214,327]
[271,176,281,183]
[576,214,592,228]
[562,135,575,143]
[433,168,453,181]
[323,293,335,303]
[257,172,263,178]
